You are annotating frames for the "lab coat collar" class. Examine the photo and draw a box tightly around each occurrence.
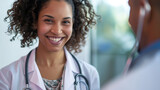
[24,49,46,90]
[63,48,79,90]
[23,48,79,90]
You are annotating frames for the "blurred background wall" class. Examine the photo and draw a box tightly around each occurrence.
[0,0,135,88]
[91,0,135,87]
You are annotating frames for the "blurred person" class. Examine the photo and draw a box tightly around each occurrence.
[0,0,100,90]
[102,0,160,90]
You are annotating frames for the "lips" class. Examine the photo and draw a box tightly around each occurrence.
[48,36,64,45]
[49,37,62,42]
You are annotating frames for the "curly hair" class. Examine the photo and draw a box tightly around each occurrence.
[4,0,99,53]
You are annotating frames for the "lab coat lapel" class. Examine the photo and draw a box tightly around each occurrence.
[63,48,79,90]
[24,49,46,90]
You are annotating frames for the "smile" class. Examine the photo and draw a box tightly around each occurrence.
[47,36,64,45]
[49,37,62,42]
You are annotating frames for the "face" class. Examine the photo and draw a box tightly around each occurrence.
[37,0,73,52]
[128,0,140,34]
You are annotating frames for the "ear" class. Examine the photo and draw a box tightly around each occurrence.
[145,0,152,23]
[144,0,151,15]
[140,0,151,14]
[140,0,151,23]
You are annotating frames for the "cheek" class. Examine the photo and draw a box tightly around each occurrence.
[37,22,50,35]
[64,26,73,37]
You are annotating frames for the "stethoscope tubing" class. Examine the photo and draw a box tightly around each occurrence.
[70,53,90,89]
[25,50,32,89]
[123,7,146,74]
[24,50,89,90]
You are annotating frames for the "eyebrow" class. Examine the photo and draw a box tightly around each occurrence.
[43,15,54,18]
[63,17,72,19]
[43,15,72,19]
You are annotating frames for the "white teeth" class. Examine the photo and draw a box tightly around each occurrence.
[49,37,61,42]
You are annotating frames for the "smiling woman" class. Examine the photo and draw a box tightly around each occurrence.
[37,0,73,52]
[0,0,100,90]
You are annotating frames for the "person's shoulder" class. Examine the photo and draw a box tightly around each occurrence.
[0,55,26,89]
[78,59,97,71]
[0,55,26,74]
[77,59,100,89]
[102,56,160,90]
[77,59,99,76]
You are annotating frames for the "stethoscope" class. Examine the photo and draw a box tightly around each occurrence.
[24,50,89,90]
[123,1,151,75]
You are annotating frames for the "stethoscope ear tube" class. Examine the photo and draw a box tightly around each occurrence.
[123,6,146,74]
[70,53,82,74]
[25,50,32,89]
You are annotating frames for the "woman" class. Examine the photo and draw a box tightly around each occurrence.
[0,0,100,90]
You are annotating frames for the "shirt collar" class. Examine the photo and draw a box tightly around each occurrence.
[140,40,160,55]
[63,47,79,89]
[24,48,79,90]
[23,49,46,90]
[64,47,79,73]
[25,48,79,73]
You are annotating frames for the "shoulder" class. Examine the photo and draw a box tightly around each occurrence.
[77,59,100,90]
[0,55,26,88]
[78,59,100,79]
[77,59,98,75]
[65,48,98,75]
[102,55,160,90]
[0,55,26,79]
[0,49,36,73]
[0,55,26,71]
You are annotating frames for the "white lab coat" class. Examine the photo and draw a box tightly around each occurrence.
[0,48,100,90]
[102,50,160,90]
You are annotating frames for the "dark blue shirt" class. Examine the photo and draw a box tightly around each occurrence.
[129,40,160,71]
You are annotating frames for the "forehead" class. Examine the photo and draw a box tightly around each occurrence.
[43,0,71,8]
[40,0,73,15]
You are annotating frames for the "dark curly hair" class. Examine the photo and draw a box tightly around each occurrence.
[4,0,99,53]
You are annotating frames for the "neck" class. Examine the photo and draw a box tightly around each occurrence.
[139,10,160,51]
[36,47,66,67]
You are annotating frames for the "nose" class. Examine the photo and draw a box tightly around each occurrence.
[50,23,62,34]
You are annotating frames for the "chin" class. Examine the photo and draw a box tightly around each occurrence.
[47,47,64,52]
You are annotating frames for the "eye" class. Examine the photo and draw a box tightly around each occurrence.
[62,21,70,25]
[44,19,53,24]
